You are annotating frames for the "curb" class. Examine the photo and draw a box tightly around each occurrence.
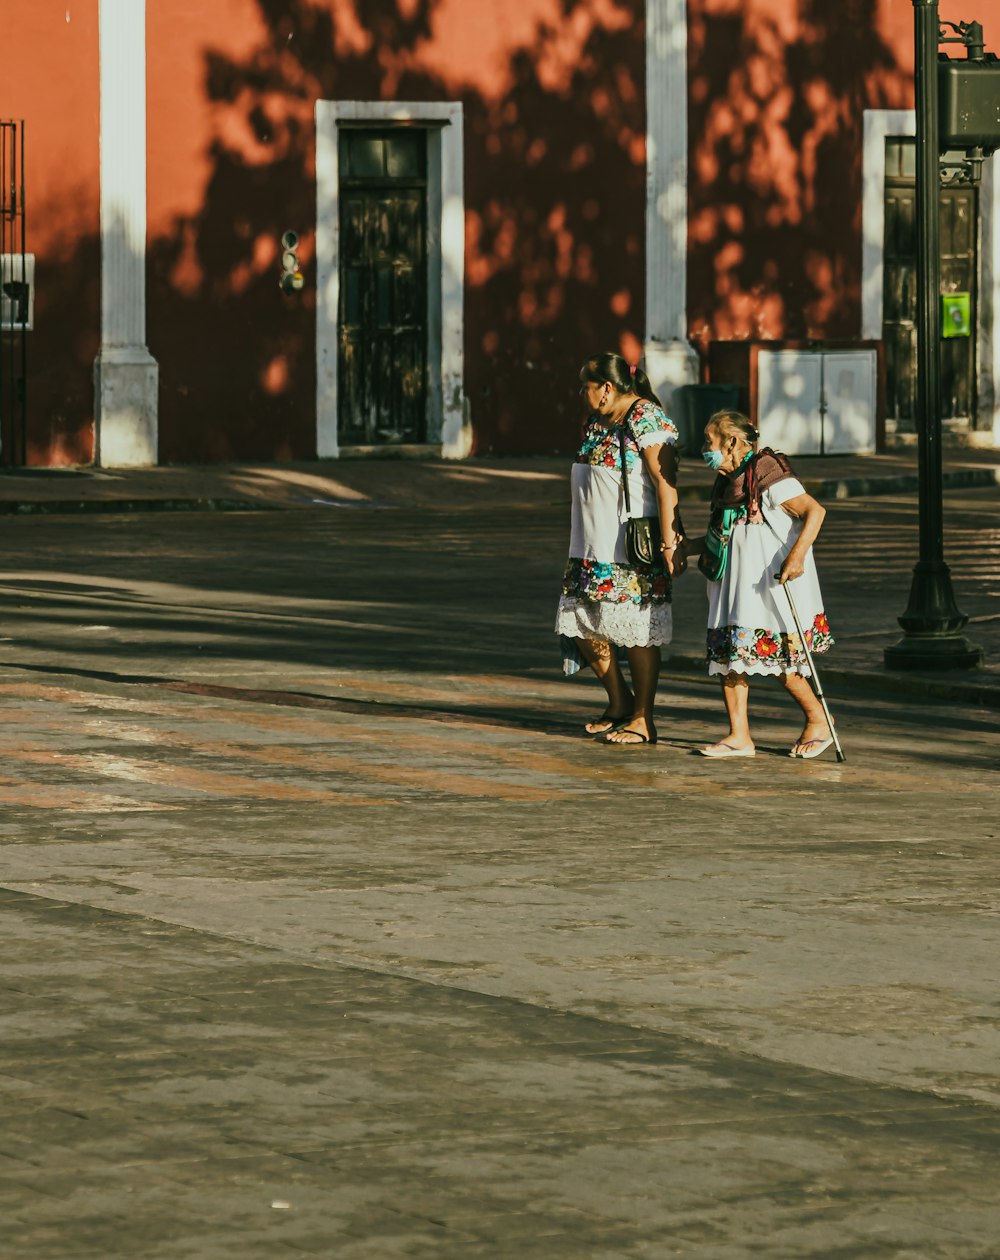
[662,652,1000,710]
[804,466,1000,502]
[0,497,280,516]
[0,466,996,514]
[676,466,1000,503]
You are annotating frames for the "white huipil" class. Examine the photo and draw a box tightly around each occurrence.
[706,477,833,677]
[555,402,678,648]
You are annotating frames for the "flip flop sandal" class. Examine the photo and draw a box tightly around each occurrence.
[585,715,631,736]
[796,737,834,760]
[600,728,657,746]
[698,743,756,758]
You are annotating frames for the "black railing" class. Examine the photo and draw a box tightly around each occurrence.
[0,119,27,466]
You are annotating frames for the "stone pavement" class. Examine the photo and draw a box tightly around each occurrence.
[2,445,1000,702]
[0,444,997,513]
[0,466,999,1257]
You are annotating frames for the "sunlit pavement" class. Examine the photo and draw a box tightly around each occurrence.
[1,481,999,1257]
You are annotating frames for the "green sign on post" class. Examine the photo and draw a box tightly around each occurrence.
[941,291,971,338]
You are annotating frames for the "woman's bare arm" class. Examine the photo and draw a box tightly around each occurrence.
[777,491,826,583]
[641,442,685,575]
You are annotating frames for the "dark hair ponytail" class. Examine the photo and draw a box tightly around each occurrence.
[580,352,663,409]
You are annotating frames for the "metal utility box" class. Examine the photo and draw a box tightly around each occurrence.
[707,340,885,454]
[0,253,34,331]
[938,58,1000,150]
[756,349,878,456]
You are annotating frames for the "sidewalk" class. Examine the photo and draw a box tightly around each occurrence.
[3,448,999,709]
[0,445,998,513]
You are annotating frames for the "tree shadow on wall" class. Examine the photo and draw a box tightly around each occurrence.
[146,0,648,461]
[687,0,912,352]
[14,208,100,468]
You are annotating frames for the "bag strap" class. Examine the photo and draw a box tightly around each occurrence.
[617,400,644,518]
[745,453,758,515]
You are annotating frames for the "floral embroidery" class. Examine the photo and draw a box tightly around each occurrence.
[562,557,671,606]
[577,401,678,473]
[707,612,834,669]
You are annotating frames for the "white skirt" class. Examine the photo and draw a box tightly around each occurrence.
[706,490,832,677]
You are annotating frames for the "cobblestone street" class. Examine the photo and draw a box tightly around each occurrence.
[1,471,998,1257]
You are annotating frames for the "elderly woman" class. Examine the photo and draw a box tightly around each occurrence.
[555,352,685,746]
[685,409,834,759]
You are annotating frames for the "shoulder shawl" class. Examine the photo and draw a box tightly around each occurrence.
[710,447,795,510]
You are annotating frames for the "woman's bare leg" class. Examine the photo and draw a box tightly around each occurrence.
[603,645,660,744]
[578,638,634,733]
[783,671,831,753]
[701,673,754,753]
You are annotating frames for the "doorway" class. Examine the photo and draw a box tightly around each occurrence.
[338,129,427,445]
[315,100,466,458]
[883,137,977,429]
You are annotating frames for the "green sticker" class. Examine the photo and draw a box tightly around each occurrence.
[941,292,971,338]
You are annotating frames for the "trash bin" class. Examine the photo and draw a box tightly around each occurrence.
[670,383,742,452]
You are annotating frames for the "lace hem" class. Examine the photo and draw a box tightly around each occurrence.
[555,596,673,648]
[709,659,813,679]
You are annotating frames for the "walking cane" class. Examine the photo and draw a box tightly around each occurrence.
[774,573,846,763]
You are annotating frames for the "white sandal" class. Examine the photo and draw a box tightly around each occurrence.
[699,742,756,759]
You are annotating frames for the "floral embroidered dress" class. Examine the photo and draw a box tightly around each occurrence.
[706,474,833,677]
[556,400,678,649]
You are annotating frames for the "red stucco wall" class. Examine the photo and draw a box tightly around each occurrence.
[5,0,99,464]
[686,0,996,358]
[146,0,647,460]
[22,0,988,462]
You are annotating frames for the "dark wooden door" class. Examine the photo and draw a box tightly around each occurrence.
[338,130,427,445]
[883,138,977,428]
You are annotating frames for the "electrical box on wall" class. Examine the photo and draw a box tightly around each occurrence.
[0,253,33,331]
[756,348,878,455]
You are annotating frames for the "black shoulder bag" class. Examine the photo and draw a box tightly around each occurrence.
[619,409,662,567]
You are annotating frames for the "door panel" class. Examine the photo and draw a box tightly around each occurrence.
[939,187,976,422]
[338,131,427,445]
[757,350,824,455]
[823,352,877,454]
[883,140,976,428]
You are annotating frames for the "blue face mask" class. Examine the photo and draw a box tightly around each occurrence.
[702,448,724,471]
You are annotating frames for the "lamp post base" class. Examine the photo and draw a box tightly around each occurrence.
[884,634,983,671]
[884,559,983,669]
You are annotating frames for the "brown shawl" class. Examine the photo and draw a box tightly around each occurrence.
[711,447,796,511]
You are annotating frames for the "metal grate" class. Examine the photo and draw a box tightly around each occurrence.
[0,119,27,466]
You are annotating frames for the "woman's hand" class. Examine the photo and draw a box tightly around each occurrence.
[661,537,688,577]
[778,551,806,584]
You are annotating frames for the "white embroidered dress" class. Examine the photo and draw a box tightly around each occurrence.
[556,401,678,648]
[706,476,833,677]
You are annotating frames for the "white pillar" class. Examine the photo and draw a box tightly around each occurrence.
[644,0,699,413]
[94,0,158,467]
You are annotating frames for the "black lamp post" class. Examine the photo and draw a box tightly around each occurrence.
[883,0,985,670]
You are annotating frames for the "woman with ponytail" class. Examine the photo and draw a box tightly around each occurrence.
[685,409,835,759]
[555,352,685,746]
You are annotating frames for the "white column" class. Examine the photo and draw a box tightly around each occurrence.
[94,0,158,467]
[644,0,698,413]
[861,110,915,340]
